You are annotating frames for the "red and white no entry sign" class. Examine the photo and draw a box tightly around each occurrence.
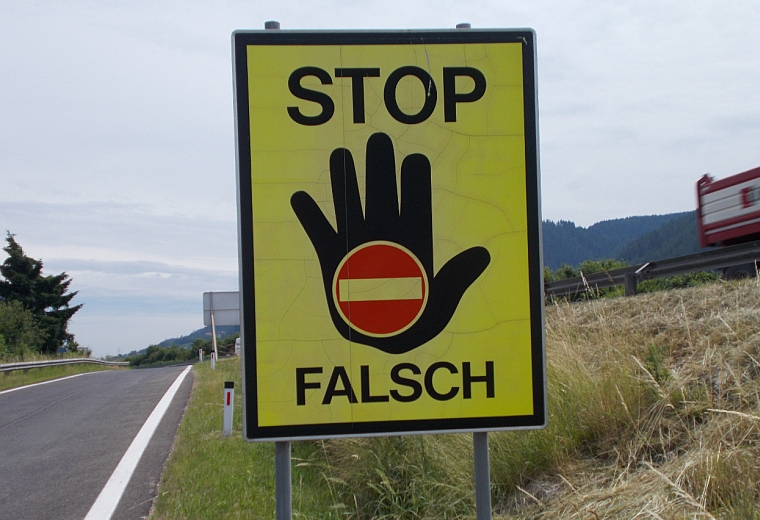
[332,241,428,337]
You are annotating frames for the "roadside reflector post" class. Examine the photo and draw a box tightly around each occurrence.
[223,382,234,437]
[473,432,492,520]
[198,349,203,362]
[275,441,292,519]
[210,351,216,370]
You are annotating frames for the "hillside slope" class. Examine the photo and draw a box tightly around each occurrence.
[157,325,239,349]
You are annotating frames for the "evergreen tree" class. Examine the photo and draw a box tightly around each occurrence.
[0,232,82,354]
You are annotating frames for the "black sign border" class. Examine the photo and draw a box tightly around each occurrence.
[233,29,545,441]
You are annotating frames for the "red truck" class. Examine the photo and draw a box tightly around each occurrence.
[697,166,760,248]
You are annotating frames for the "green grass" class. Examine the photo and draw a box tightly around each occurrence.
[152,358,344,519]
[0,362,124,392]
[153,358,394,519]
[151,358,273,518]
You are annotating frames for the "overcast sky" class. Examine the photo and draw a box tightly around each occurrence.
[2,1,759,357]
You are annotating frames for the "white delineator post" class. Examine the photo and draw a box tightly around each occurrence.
[210,351,216,370]
[223,382,234,437]
[198,349,203,362]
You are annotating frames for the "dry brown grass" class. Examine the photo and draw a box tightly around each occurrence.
[498,278,760,519]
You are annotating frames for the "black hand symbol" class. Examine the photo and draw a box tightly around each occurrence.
[291,132,490,354]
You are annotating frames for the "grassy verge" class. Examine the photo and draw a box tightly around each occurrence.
[153,279,760,518]
[151,358,271,518]
[0,363,124,392]
[152,358,341,518]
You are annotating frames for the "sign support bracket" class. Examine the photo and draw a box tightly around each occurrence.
[473,431,492,520]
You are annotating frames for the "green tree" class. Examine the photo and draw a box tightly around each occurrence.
[0,300,46,359]
[191,337,212,354]
[577,258,628,275]
[0,233,82,354]
[126,343,197,367]
[217,333,239,356]
[546,259,630,302]
[552,263,580,280]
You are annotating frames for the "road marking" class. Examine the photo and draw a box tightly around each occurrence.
[0,372,95,395]
[84,366,192,520]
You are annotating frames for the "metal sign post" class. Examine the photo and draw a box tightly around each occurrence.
[209,297,218,362]
[473,432,492,520]
[275,441,292,519]
[211,312,217,370]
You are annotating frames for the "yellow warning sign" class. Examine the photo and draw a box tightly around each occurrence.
[234,30,544,440]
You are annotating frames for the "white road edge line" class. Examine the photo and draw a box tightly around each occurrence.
[84,365,192,520]
[0,372,94,395]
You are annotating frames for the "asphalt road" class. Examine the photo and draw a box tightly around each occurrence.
[0,366,193,520]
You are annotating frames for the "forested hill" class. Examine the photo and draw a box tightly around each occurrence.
[543,212,691,269]
[617,211,702,264]
[157,325,239,349]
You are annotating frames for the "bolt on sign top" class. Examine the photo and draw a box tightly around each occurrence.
[233,28,546,441]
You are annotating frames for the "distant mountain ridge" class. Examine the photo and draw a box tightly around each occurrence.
[543,212,694,269]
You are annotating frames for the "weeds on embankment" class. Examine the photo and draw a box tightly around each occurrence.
[152,279,760,518]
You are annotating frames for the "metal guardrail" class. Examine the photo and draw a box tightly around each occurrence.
[0,358,129,373]
[545,240,760,298]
